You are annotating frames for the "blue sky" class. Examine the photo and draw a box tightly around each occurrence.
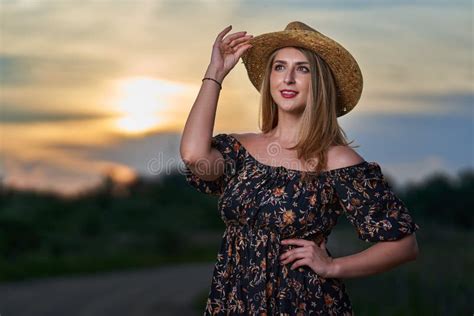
[0,0,472,195]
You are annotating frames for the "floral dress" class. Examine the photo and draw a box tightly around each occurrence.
[183,133,420,316]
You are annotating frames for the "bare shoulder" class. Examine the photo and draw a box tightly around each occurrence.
[326,145,366,170]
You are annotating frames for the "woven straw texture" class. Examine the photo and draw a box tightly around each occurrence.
[241,21,363,117]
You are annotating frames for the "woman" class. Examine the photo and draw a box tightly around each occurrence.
[180,21,420,315]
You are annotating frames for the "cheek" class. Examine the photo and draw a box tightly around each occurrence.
[270,89,279,101]
[270,74,279,87]
[270,78,280,93]
[302,80,311,95]
[269,78,276,88]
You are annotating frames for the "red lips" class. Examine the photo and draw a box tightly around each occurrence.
[280,90,299,98]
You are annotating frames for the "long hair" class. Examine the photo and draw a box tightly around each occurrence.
[258,46,359,182]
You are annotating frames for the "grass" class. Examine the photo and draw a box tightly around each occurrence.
[0,244,219,282]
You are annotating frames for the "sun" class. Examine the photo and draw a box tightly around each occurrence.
[108,76,185,135]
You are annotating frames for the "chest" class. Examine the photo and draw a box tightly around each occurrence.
[217,164,340,235]
[243,137,316,172]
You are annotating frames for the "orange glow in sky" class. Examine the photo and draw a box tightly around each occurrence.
[108,76,187,135]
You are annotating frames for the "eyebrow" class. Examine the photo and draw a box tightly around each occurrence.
[273,60,309,65]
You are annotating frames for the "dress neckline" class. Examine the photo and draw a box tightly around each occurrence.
[225,133,374,176]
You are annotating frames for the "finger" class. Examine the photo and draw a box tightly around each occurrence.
[228,35,253,48]
[231,41,248,52]
[290,258,311,270]
[222,31,248,45]
[281,253,307,265]
[216,25,232,42]
[280,246,308,259]
[280,247,310,263]
[233,42,252,56]
[281,238,311,247]
[235,44,253,58]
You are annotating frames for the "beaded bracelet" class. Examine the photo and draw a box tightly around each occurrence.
[202,77,222,90]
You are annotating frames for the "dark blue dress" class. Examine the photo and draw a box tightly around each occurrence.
[183,133,420,315]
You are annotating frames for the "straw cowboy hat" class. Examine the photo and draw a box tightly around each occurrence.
[241,21,363,117]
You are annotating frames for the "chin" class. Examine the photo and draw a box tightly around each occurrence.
[276,103,306,114]
[276,100,306,112]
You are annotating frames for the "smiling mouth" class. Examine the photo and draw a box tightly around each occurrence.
[280,91,298,98]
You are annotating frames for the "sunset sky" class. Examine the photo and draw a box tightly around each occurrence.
[1,0,472,195]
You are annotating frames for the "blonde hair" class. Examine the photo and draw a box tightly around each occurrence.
[258,46,359,182]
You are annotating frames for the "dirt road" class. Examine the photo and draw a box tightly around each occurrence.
[0,262,215,316]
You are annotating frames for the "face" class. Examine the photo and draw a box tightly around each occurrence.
[270,47,311,114]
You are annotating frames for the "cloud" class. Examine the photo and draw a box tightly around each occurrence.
[0,105,114,124]
[0,54,124,87]
[363,91,474,117]
[381,155,471,188]
[240,0,471,10]
[2,155,106,196]
[338,111,473,171]
[1,130,184,195]
[1,0,471,195]
[47,131,185,178]
[2,143,139,196]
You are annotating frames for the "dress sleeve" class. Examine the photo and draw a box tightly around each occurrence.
[332,162,420,242]
[182,133,242,196]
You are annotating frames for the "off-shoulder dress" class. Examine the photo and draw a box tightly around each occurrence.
[183,133,420,316]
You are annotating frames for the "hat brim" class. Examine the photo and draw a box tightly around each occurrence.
[241,29,363,117]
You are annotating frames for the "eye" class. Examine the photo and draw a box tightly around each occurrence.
[273,64,309,72]
[298,66,310,72]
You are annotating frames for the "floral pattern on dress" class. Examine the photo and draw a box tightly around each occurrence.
[330,162,420,242]
[183,133,420,315]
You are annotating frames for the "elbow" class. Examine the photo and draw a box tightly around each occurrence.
[392,233,419,262]
[180,142,192,163]
[180,145,200,165]
[180,141,210,165]
[181,152,207,167]
[408,247,419,262]
[180,137,197,163]
[180,150,193,165]
[408,233,420,261]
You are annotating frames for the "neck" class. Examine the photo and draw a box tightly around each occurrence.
[266,111,303,146]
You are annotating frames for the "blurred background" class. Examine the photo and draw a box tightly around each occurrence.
[0,0,472,315]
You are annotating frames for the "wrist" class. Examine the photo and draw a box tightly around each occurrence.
[205,65,226,83]
[326,257,341,278]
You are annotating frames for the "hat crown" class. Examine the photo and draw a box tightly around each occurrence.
[284,21,317,33]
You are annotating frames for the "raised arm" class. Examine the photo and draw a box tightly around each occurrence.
[180,25,253,181]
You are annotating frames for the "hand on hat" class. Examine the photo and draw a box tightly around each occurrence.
[209,25,253,81]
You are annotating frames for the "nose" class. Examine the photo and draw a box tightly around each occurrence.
[284,69,295,84]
